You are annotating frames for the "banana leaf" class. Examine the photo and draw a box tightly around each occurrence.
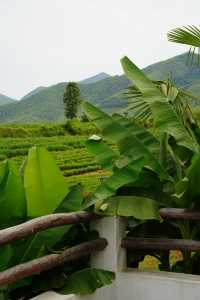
[0,160,26,225]
[83,158,144,208]
[97,196,160,221]
[60,268,115,295]
[86,138,118,170]
[83,101,168,179]
[121,56,199,153]
[24,146,69,217]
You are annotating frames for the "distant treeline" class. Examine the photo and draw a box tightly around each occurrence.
[0,120,97,137]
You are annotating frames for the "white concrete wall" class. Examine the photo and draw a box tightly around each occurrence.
[32,217,200,300]
[117,271,200,300]
[32,292,75,300]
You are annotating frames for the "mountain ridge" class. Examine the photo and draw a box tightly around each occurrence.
[79,72,110,85]
[22,86,47,100]
[1,53,200,123]
[0,94,16,106]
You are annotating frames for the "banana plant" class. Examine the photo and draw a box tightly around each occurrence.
[122,79,198,128]
[0,147,114,299]
[82,56,200,274]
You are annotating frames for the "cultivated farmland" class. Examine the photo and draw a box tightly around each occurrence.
[0,124,110,193]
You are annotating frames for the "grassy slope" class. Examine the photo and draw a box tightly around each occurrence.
[1,53,200,123]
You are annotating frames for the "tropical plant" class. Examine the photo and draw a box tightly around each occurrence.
[122,79,198,128]
[0,146,114,299]
[82,56,200,274]
[168,25,200,64]
[63,82,81,120]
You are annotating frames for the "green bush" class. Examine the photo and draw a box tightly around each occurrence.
[64,119,97,135]
[65,119,83,135]
[0,124,66,138]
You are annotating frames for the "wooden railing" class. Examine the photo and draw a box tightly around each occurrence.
[122,208,200,253]
[1,207,200,288]
[0,211,107,286]
[0,211,98,246]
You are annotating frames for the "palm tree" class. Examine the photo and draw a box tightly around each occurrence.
[121,26,200,127]
[168,25,200,64]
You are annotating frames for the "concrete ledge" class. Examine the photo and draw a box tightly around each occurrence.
[31,270,200,300]
[117,270,200,300]
[31,291,76,300]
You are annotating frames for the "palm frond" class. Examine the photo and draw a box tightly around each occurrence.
[122,85,151,121]
[168,25,200,47]
[168,25,200,64]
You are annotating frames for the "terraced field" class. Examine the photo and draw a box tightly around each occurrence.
[0,134,110,192]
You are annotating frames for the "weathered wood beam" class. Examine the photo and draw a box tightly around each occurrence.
[0,238,107,286]
[0,211,97,247]
[121,237,200,252]
[159,208,200,220]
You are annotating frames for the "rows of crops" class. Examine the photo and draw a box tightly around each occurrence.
[0,134,110,192]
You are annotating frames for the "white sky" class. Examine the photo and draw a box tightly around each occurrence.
[0,0,199,99]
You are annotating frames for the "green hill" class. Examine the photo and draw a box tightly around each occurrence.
[22,86,47,100]
[80,72,110,84]
[0,94,16,106]
[0,75,130,123]
[1,53,200,123]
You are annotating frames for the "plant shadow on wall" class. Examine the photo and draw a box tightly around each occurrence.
[82,46,200,274]
[0,147,114,300]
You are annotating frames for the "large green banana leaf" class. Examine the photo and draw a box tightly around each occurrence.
[56,184,84,212]
[24,146,69,217]
[112,114,159,154]
[86,138,118,170]
[83,102,168,179]
[17,184,83,265]
[0,245,13,271]
[61,268,115,295]
[0,160,26,225]
[186,154,200,198]
[174,153,200,207]
[96,196,160,221]
[83,158,144,208]
[121,56,199,153]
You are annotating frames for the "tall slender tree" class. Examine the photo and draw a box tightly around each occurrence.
[63,82,81,119]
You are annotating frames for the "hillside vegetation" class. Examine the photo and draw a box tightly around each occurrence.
[0,93,16,106]
[1,53,200,123]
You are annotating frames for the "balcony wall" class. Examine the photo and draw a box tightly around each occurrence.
[32,217,200,300]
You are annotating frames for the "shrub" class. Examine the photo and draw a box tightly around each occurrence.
[65,119,82,135]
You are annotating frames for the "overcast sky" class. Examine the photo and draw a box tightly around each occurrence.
[0,0,199,99]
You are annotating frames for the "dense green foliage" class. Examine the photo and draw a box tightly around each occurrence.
[81,55,200,275]
[63,82,81,119]
[0,124,66,137]
[0,121,96,138]
[0,145,114,299]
